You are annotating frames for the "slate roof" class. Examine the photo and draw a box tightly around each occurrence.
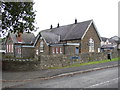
[108,39,116,44]
[40,20,93,44]
[101,44,117,49]
[110,36,119,41]
[9,32,35,44]
[41,31,60,44]
[101,37,116,44]
[101,37,108,42]
[33,34,40,46]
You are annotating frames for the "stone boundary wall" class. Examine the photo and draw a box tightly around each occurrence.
[2,60,41,71]
[2,51,119,71]
[39,51,118,69]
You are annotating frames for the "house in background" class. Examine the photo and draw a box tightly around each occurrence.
[110,36,120,50]
[117,39,120,50]
[110,36,120,42]
[34,19,101,57]
[101,37,117,52]
[101,37,117,46]
[5,32,35,58]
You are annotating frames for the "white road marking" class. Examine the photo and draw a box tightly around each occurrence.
[87,77,119,88]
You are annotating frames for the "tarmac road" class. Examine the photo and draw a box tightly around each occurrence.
[15,66,118,88]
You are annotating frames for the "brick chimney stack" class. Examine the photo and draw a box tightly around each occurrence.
[18,32,22,37]
[50,25,53,29]
[17,32,22,42]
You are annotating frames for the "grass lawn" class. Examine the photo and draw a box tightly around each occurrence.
[49,57,120,69]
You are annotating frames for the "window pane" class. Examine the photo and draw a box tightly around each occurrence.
[89,38,94,52]
[75,47,79,54]
[60,48,62,54]
[11,44,13,52]
[98,48,100,52]
[7,45,8,52]
[36,49,38,55]
[52,47,55,54]
[40,50,43,52]
[40,41,44,52]
[40,41,44,47]
[9,44,10,52]
[10,44,12,52]
[56,48,58,54]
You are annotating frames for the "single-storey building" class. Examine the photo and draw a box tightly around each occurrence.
[5,32,35,58]
[34,19,102,57]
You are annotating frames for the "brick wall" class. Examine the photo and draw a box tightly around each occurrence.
[2,60,40,71]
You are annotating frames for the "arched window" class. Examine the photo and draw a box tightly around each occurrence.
[89,38,94,52]
[40,41,44,52]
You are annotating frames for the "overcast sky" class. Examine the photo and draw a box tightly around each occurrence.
[33,0,119,38]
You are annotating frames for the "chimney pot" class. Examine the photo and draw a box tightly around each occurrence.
[57,23,59,28]
[75,19,77,24]
[50,25,53,29]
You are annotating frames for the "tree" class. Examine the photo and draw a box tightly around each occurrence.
[1,1,36,37]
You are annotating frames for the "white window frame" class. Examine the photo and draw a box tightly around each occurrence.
[89,38,94,52]
[17,48,19,54]
[20,48,21,54]
[18,48,21,54]
[7,44,9,52]
[11,44,13,53]
[52,47,55,54]
[40,41,44,52]
[9,44,11,52]
[36,49,38,55]
[60,47,62,54]
[10,44,12,52]
[98,48,100,53]
[56,48,58,54]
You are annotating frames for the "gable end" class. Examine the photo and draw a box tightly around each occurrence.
[81,20,101,41]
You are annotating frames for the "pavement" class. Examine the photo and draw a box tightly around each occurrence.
[2,60,119,82]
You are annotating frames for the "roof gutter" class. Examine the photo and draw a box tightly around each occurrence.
[66,43,80,46]
[21,45,34,48]
[49,43,80,46]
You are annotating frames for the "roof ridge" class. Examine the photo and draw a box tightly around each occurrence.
[40,19,93,33]
[40,19,94,44]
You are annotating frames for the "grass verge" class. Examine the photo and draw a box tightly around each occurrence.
[49,57,120,69]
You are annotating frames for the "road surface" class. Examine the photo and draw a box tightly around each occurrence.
[13,66,119,88]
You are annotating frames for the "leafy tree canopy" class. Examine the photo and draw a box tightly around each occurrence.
[1,1,36,37]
